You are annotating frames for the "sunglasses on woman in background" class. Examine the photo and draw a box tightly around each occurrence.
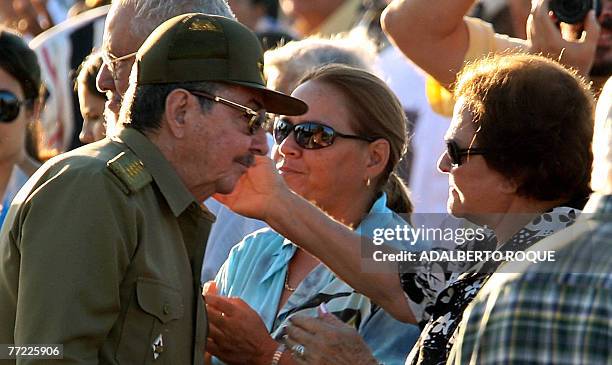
[0,90,35,123]
[273,118,375,150]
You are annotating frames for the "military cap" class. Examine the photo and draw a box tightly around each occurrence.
[135,13,307,116]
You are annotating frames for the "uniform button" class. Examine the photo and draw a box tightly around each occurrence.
[163,303,171,315]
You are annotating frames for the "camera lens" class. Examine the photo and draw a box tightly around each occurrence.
[550,0,594,24]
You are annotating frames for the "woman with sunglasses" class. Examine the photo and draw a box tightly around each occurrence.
[395,53,593,365]
[204,64,421,365]
[0,28,44,227]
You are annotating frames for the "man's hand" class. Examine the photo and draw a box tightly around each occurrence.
[204,294,277,365]
[528,0,601,76]
[213,155,290,222]
[284,314,379,365]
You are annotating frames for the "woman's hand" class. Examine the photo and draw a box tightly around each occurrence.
[285,314,379,365]
[204,294,277,365]
[213,155,290,222]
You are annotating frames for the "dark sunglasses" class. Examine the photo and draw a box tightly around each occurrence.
[273,118,375,150]
[0,90,32,123]
[446,140,487,167]
[187,89,269,135]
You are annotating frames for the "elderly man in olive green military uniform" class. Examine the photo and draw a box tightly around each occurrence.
[0,14,306,364]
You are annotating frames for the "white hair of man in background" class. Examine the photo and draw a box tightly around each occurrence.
[97,0,235,137]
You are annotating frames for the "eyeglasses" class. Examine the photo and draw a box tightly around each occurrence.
[187,90,268,135]
[273,118,375,150]
[445,140,487,167]
[0,90,32,123]
[101,50,137,81]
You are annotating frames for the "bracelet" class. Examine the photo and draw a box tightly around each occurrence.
[270,343,286,365]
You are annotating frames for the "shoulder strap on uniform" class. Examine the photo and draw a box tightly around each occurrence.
[107,151,152,195]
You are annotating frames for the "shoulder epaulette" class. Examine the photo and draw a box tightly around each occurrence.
[107,151,152,195]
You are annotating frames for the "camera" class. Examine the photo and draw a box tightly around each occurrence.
[549,0,602,24]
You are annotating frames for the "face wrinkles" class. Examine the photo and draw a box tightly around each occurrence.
[97,4,142,129]
[182,86,268,198]
[438,98,513,223]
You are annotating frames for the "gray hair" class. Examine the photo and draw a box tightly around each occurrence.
[121,81,220,134]
[115,0,235,39]
[591,77,612,194]
[264,34,377,94]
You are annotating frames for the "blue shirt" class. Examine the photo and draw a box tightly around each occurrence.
[215,194,422,365]
[0,166,28,228]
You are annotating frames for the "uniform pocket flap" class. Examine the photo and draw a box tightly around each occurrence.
[136,278,184,323]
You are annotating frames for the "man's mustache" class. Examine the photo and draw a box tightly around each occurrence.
[234,154,255,168]
[600,16,612,31]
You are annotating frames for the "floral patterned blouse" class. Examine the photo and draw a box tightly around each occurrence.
[399,207,578,365]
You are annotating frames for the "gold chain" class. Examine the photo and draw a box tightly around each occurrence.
[284,268,296,292]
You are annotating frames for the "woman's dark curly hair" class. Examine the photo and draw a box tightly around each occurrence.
[455,53,594,207]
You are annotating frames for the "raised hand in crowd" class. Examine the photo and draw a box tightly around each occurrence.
[382,0,603,87]
[528,0,600,77]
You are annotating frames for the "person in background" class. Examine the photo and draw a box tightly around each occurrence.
[229,0,295,51]
[30,4,109,153]
[448,76,612,365]
[0,27,44,227]
[591,0,612,81]
[264,34,376,94]
[74,50,105,144]
[228,0,287,34]
[470,0,531,38]
[381,0,609,116]
[279,0,363,37]
[0,0,51,37]
[205,64,420,365]
[68,0,110,17]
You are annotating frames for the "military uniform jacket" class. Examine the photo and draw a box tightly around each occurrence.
[0,128,214,364]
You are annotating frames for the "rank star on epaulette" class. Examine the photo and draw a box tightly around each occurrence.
[107,151,152,194]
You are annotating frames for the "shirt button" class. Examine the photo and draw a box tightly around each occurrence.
[163,303,171,315]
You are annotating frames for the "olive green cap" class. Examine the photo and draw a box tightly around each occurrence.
[136,13,307,116]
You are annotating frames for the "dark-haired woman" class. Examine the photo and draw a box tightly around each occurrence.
[0,27,44,226]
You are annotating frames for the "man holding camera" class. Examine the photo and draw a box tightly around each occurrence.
[381,0,609,99]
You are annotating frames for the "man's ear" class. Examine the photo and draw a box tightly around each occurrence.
[164,89,191,138]
[365,139,390,179]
